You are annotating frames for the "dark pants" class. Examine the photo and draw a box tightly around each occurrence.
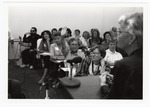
[21,49,37,66]
[41,56,65,79]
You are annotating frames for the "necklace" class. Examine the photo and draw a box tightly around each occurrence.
[91,61,101,75]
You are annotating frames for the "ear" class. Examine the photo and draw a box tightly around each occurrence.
[129,34,136,45]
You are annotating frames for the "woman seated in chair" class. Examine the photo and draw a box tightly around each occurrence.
[76,45,111,76]
[37,30,53,84]
[38,31,69,84]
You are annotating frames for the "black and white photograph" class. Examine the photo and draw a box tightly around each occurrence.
[1,0,150,106]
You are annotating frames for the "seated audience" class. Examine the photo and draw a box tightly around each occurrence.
[66,38,85,60]
[104,39,123,68]
[38,31,68,84]
[89,29,102,48]
[111,27,118,40]
[37,30,53,84]
[101,31,111,50]
[73,29,82,46]
[50,31,69,59]
[74,29,81,38]
[65,38,85,77]
[51,28,57,40]
[64,27,72,43]
[38,30,52,53]
[20,27,41,69]
[80,31,90,48]
[99,12,143,99]
[77,45,110,76]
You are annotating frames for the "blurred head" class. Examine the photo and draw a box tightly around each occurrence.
[41,30,52,42]
[108,39,117,52]
[112,27,117,32]
[117,13,143,52]
[51,28,57,35]
[103,31,111,42]
[74,29,80,37]
[66,28,72,37]
[90,45,106,61]
[68,38,79,52]
[92,29,100,38]
[30,27,37,34]
[54,31,61,44]
[82,31,90,39]
[111,26,118,39]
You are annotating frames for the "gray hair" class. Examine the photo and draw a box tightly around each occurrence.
[118,12,143,48]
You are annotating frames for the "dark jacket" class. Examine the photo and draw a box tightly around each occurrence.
[101,48,143,99]
[23,33,41,49]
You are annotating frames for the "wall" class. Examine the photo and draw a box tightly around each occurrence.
[8,3,143,59]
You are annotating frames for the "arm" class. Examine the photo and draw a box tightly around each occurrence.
[99,72,113,98]
[20,33,31,47]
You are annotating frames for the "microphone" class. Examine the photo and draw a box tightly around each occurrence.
[67,56,82,65]
[78,46,87,50]
[59,56,82,88]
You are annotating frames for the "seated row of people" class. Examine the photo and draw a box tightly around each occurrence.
[37,29,124,84]
[19,27,125,85]
[20,26,120,69]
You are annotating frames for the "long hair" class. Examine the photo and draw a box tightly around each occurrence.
[41,30,52,42]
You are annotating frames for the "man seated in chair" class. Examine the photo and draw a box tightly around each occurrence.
[20,27,41,69]
[65,38,85,77]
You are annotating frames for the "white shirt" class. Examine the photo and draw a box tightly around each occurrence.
[104,49,123,68]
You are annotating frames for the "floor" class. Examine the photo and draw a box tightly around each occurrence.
[8,59,72,99]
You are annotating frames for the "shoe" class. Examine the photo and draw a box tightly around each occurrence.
[30,65,33,69]
[21,64,27,68]
[52,82,59,88]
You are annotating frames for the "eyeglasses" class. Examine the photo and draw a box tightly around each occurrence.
[30,30,36,33]
[91,52,100,55]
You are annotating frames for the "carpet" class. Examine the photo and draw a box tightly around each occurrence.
[8,60,72,99]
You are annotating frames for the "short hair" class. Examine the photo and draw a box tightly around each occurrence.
[90,45,106,58]
[112,27,117,32]
[118,12,143,48]
[68,38,79,46]
[31,27,37,32]
[82,31,90,39]
[54,31,61,37]
[75,29,80,33]
[51,28,57,33]
[103,31,111,40]
[41,30,52,42]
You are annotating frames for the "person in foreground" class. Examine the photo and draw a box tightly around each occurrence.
[99,12,143,99]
